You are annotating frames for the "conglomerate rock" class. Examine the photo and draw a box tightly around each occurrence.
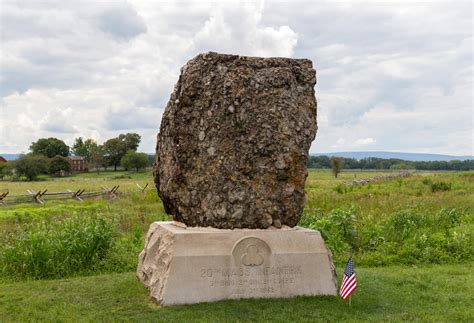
[154,52,317,229]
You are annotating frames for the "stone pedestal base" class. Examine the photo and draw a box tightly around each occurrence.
[137,221,337,306]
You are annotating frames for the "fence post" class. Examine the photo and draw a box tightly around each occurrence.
[0,192,8,207]
[136,183,149,194]
[27,189,47,204]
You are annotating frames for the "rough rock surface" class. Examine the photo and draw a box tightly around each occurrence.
[154,52,317,229]
[136,222,174,304]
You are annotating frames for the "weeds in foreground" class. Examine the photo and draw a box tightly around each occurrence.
[0,215,142,279]
[300,206,472,266]
[0,170,473,280]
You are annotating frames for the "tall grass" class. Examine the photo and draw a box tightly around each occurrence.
[300,206,473,266]
[0,170,473,279]
[0,215,141,279]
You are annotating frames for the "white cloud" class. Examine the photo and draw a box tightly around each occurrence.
[40,107,78,133]
[331,137,346,149]
[355,137,376,146]
[95,3,147,41]
[331,137,376,149]
[0,0,472,156]
[191,0,297,57]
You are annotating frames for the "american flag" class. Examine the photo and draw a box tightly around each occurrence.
[339,257,357,300]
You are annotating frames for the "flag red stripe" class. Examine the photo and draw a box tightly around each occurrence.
[340,273,350,286]
[341,284,356,299]
[339,276,348,293]
[341,280,357,299]
[342,279,356,296]
[342,283,357,299]
[339,274,357,298]
[339,274,356,295]
[340,275,347,286]
[340,276,356,297]
[341,276,355,293]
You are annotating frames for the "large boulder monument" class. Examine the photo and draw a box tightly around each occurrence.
[137,52,337,305]
[154,52,317,229]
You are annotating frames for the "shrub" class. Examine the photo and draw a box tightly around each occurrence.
[120,151,148,172]
[381,207,472,264]
[0,215,114,279]
[333,184,353,194]
[49,155,71,176]
[0,162,13,180]
[334,183,344,194]
[430,181,452,192]
[384,208,423,241]
[434,208,463,231]
[358,223,385,251]
[301,206,472,266]
[11,154,49,181]
[421,177,432,185]
[301,207,358,258]
[112,174,132,179]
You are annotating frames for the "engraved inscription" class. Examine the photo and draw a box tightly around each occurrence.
[199,265,303,295]
[197,237,304,296]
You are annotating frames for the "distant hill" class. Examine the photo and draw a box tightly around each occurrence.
[0,154,20,161]
[2,151,473,162]
[312,151,473,162]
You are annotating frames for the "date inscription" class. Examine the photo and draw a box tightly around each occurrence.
[199,265,303,295]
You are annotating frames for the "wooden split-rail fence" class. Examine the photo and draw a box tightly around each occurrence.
[0,183,150,207]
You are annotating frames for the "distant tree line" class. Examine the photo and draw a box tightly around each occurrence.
[71,133,144,172]
[308,155,474,171]
[0,133,153,181]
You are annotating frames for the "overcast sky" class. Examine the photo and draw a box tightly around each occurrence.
[1,0,472,155]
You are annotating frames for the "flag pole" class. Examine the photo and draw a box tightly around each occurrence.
[349,252,353,307]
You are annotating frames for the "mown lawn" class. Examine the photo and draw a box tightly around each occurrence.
[1,264,472,321]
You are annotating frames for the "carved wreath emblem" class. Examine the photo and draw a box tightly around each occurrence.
[232,236,271,267]
[241,245,264,266]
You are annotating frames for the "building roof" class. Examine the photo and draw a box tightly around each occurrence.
[69,156,86,161]
[0,156,7,163]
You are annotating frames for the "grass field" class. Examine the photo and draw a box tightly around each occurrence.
[1,264,472,321]
[1,169,473,321]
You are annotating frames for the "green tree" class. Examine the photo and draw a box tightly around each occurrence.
[120,151,148,172]
[71,137,98,162]
[390,162,415,170]
[330,157,344,178]
[119,133,141,151]
[103,138,123,171]
[147,154,155,167]
[30,138,69,158]
[12,154,49,181]
[0,162,13,180]
[103,133,141,171]
[48,155,71,176]
[89,145,106,174]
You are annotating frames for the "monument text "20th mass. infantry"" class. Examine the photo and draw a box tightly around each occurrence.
[136,52,337,305]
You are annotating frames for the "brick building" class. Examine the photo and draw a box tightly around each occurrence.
[68,156,87,172]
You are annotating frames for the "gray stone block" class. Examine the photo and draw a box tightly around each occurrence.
[137,222,337,306]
